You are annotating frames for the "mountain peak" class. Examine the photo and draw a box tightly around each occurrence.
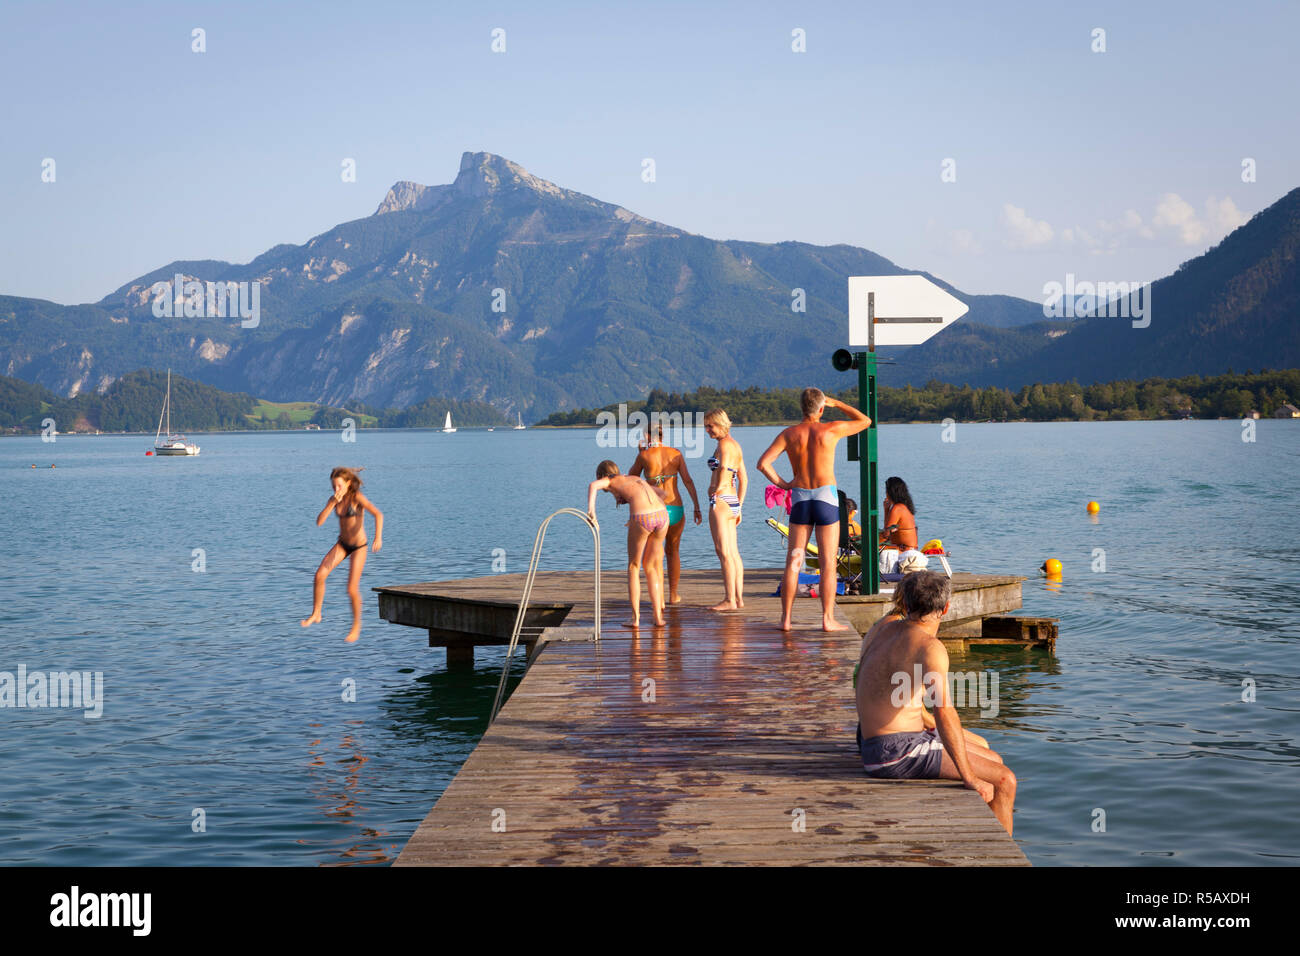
[452,151,567,199]
[374,152,568,215]
[375,180,443,215]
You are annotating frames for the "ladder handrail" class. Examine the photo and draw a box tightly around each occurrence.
[489,508,600,724]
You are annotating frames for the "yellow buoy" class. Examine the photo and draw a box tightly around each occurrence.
[1086,501,1100,514]
[1042,558,1063,576]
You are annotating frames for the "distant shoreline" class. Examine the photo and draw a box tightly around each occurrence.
[7,368,1294,436]
[6,417,1281,439]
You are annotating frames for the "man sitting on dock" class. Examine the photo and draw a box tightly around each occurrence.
[855,572,1018,835]
[757,387,871,632]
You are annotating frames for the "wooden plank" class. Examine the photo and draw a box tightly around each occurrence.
[390,569,1028,867]
[981,615,1060,651]
[376,568,1040,651]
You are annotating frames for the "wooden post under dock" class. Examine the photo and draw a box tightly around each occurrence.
[381,569,1033,866]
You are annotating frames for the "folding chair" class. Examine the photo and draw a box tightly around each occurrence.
[765,515,860,588]
[836,490,863,593]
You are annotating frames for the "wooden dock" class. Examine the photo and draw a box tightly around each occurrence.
[375,568,1055,663]
[390,569,1030,866]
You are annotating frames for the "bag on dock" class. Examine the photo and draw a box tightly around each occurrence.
[775,571,846,597]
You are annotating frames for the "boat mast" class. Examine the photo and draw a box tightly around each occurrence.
[166,369,172,437]
[155,370,168,443]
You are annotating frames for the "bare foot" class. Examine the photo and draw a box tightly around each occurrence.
[344,627,361,643]
[708,601,738,611]
[622,620,640,629]
[669,595,683,605]
[779,618,794,631]
[822,618,850,632]
[652,616,666,627]
[737,598,746,608]
[301,613,321,628]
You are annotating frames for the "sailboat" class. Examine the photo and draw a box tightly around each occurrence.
[153,369,200,456]
[513,412,526,430]
[442,411,457,434]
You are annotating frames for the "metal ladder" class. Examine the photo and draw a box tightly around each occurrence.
[489,508,601,724]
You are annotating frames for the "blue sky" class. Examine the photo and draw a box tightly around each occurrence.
[2,0,1296,305]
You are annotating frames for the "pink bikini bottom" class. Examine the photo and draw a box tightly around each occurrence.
[630,510,669,533]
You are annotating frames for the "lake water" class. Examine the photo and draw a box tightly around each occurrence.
[3,421,1298,865]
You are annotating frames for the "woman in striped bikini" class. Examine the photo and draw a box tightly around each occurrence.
[703,408,746,611]
[629,423,702,605]
[587,460,670,628]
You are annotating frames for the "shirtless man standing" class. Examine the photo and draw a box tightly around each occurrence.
[855,572,1018,835]
[757,387,871,631]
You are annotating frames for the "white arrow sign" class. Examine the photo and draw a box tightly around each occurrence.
[847,275,969,347]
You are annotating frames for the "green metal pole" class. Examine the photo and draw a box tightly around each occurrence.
[861,350,880,594]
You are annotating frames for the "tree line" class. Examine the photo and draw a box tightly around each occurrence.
[0,370,509,433]
[4,367,1295,435]
[537,369,1300,426]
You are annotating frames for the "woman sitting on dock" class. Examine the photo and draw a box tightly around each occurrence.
[628,422,702,605]
[879,476,922,573]
[302,466,383,643]
[704,407,747,611]
[587,461,670,628]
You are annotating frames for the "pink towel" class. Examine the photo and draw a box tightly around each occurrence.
[765,484,791,514]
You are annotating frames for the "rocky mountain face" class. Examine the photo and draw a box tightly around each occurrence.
[1,152,1294,412]
[963,186,1300,386]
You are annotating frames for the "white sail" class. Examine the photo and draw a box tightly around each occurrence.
[442,411,456,433]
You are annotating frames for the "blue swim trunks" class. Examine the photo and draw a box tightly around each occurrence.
[789,484,839,526]
[856,724,945,779]
[665,504,684,527]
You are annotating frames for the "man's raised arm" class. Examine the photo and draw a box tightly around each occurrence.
[823,394,871,435]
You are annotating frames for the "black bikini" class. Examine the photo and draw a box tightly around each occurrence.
[336,498,366,555]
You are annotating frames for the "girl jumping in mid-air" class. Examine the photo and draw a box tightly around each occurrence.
[302,466,383,643]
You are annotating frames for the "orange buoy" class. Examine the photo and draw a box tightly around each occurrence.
[1086,501,1100,515]
[1041,558,1063,576]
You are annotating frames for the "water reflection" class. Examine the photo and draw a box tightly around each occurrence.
[949,646,1065,735]
[305,723,393,866]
